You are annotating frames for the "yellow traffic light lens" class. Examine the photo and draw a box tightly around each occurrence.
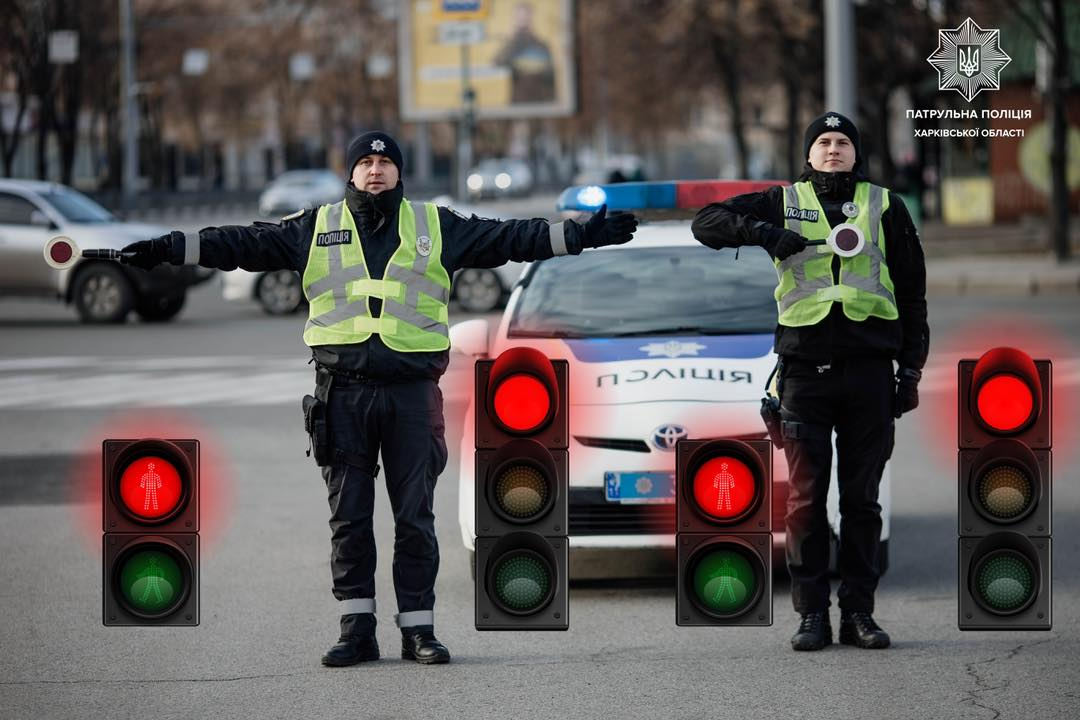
[494,464,548,519]
[976,465,1034,521]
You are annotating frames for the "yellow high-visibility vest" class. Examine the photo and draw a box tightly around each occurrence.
[301,198,451,351]
[774,181,898,327]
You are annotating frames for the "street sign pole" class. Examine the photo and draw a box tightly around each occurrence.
[120,0,139,202]
[825,0,857,120]
[458,42,475,202]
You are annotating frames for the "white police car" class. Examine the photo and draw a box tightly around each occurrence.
[452,180,891,579]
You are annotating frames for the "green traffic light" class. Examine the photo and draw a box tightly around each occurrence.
[975,551,1036,613]
[118,547,185,615]
[492,551,551,612]
[692,547,757,615]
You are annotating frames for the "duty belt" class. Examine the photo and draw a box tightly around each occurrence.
[314,362,388,386]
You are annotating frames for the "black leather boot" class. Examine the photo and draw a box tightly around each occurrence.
[321,635,380,667]
[401,628,451,664]
[791,611,832,651]
[839,611,891,648]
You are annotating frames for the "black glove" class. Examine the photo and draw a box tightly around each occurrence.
[120,233,176,270]
[894,367,921,418]
[761,226,808,261]
[582,205,638,249]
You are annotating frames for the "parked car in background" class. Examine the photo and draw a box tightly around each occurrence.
[222,267,305,315]
[572,154,646,185]
[258,169,342,217]
[0,179,211,323]
[429,195,525,313]
[466,158,534,200]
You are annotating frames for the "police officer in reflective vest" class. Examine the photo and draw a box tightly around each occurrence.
[691,113,928,651]
[119,131,638,666]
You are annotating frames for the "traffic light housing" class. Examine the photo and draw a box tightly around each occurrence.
[676,438,772,626]
[475,347,569,630]
[958,347,1051,630]
[103,438,199,626]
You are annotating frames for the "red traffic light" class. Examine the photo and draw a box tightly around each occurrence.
[691,455,758,521]
[103,438,199,626]
[958,347,1052,631]
[971,347,1042,434]
[118,455,184,521]
[679,440,769,529]
[488,347,558,435]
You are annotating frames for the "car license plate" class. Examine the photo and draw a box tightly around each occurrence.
[604,471,676,504]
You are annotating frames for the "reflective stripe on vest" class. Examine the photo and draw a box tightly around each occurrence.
[301,199,451,351]
[775,181,898,327]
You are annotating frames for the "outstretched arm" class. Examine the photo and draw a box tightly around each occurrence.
[439,205,637,273]
[120,211,314,273]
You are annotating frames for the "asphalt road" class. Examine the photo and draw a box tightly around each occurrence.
[1,220,1079,719]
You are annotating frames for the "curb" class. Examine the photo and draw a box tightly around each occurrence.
[926,255,1080,295]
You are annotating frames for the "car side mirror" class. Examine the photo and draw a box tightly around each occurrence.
[29,210,56,229]
[449,318,491,358]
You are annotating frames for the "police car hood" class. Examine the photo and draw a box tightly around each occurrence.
[498,334,775,406]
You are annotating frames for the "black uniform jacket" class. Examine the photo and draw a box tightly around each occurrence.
[173,182,580,382]
[691,168,929,371]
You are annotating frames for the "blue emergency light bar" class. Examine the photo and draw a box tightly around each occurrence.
[556,179,788,213]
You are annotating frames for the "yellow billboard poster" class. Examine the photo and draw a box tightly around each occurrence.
[399,0,576,120]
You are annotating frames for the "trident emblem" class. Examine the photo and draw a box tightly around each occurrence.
[958,45,980,78]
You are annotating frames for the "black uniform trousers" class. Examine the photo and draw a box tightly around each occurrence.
[321,377,448,635]
[779,355,895,614]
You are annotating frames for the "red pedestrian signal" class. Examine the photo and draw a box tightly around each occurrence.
[958,347,1051,630]
[475,347,568,630]
[103,438,199,626]
[676,439,772,626]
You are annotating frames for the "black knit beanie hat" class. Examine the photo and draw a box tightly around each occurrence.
[803,112,861,170]
[345,131,404,178]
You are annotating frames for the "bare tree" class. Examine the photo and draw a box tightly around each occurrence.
[1009,0,1072,261]
[0,1,32,176]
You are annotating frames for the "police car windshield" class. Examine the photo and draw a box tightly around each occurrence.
[509,245,777,338]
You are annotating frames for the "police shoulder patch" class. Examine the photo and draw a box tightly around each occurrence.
[282,208,307,221]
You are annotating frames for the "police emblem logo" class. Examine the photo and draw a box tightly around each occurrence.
[825,115,841,128]
[371,139,386,152]
[842,201,859,218]
[927,17,1011,102]
[416,235,432,257]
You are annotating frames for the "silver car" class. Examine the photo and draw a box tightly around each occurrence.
[258,169,342,217]
[0,179,210,323]
[466,158,534,200]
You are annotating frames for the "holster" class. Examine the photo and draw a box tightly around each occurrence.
[760,357,785,450]
[760,395,784,450]
[302,367,334,466]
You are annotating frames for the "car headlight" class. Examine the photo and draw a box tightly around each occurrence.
[494,173,512,190]
[467,174,484,191]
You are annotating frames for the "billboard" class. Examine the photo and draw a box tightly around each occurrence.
[399,0,576,121]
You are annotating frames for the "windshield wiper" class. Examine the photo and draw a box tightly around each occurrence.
[508,328,590,339]
[604,326,761,337]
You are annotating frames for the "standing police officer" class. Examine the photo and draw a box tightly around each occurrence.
[119,131,638,666]
[691,113,928,651]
